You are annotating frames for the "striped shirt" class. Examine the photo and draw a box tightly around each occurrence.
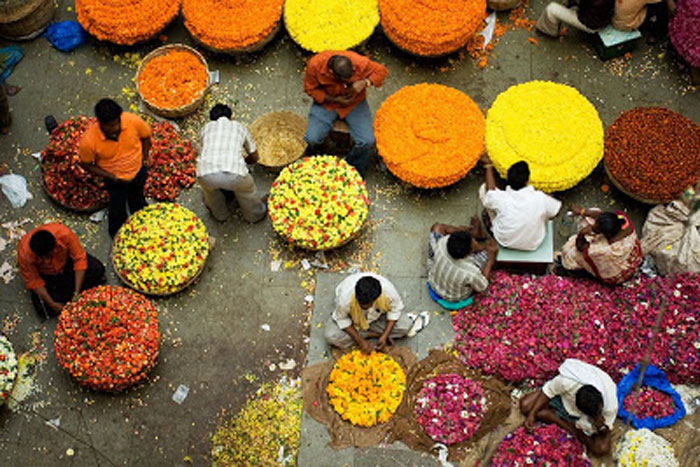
[428,236,489,301]
[196,118,256,178]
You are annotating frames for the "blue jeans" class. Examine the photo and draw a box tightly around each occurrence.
[304,100,375,177]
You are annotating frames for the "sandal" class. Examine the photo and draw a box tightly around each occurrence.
[407,311,431,337]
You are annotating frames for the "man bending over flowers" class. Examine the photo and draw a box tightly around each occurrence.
[519,358,618,456]
[324,273,413,353]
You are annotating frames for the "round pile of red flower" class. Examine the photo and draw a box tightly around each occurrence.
[54,286,161,392]
[604,107,700,203]
[622,387,676,419]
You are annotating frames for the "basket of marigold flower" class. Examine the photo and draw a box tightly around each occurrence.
[183,0,283,54]
[136,44,210,118]
[76,0,181,46]
[375,83,485,189]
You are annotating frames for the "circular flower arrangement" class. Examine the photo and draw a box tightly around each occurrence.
[76,0,181,45]
[41,118,197,211]
[414,373,486,445]
[137,48,208,110]
[284,0,379,52]
[113,203,210,295]
[327,350,406,427]
[622,386,676,419]
[54,286,161,392]
[0,335,18,405]
[614,429,679,467]
[485,81,603,192]
[492,424,590,466]
[669,0,700,67]
[375,84,485,188]
[183,0,283,52]
[268,156,369,250]
[379,0,486,56]
[604,107,700,203]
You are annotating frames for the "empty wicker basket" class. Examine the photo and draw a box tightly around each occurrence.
[0,0,55,40]
[249,111,308,170]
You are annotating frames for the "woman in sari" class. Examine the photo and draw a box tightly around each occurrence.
[559,206,642,285]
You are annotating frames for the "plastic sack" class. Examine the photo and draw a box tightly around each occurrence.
[44,21,87,53]
[617,364,686,430]
[0,46,24,83]
[426,282,473,311]
[642,201,700,275]
[0,174,33,208]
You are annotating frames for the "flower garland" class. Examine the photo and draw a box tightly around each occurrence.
[53,286,161,392]
[614,429,679,467]
[183,0,283,51]
[327,350,406,427]
[211,378,302,466]
[374,84,485,188]
[113,203,210,295]
[414,373,486,445]
[138,49,208,110]
[453,272,700,384]
[268,156,369,250]
[669,0,700,67]
[41,118,196,210]
[622,387,676,419]
[284,0,379,52]
[604,107,700,202]
[491,424,590,466]
[0,335,18,404]
[76,0,181,45]
[485,81,603,192]
[379,0,486,56]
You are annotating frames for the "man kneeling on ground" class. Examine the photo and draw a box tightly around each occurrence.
[519,358,618,456]
[324,273,412,353]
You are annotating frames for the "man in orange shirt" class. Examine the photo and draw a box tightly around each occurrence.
[303,51,388,177]
[17,222,105,318]
[79,98,152,237]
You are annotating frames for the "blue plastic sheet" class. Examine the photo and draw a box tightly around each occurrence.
[617,364,686,429]
[44,21,87,53]
[0,46,24,83]
[426,282,473,311]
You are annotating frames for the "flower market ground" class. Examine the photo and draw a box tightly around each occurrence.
[0,0,699,465]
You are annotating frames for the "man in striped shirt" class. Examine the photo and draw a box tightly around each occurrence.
[196,104,267,223]
[427,219,498,303]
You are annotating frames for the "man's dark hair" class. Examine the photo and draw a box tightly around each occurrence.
[29,230,56,257]
[576,384,603,418]
[94,98,122,124]
[210,103,232,121]
[507,161,530,190]
[596,212,624,240]
[355,276,382,306]
[446,231,473,259]
[328,55,353,80]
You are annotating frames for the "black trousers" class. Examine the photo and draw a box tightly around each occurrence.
[105,166,148,238]
[30,255,106,318]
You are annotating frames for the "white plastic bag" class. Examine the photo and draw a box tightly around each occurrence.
[0,174,33,208]
[642,201,700,274]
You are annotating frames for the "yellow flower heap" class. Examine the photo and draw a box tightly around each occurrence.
[486,81,603,192]
[268,156,370,250]
[113,203,210,295]
[327,350,406,427]
[284,0,379,52]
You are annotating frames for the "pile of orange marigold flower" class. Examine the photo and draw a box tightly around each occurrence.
[138,49,208,110]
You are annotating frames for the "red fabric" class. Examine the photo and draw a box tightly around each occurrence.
[17,223,88,290]
[303,50,388,119]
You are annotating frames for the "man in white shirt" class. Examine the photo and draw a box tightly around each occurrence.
[324,273,413,353]
[519,359,618,456]
[479,155,561,251]
[196,104,266,223]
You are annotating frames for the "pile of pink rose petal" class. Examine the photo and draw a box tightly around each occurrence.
[623,387,676,419]
[491,424,591,466]
[453,272,699,384]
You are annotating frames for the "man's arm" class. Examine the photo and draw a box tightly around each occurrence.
[80,162,120,182]
[244,150,259,165]
[343,325,372,354]
[303,61,328,104]
[481,153,497,191]
[34,286,64,314]
[376,319,396,350]
[73,269,86,297]
[480,239,499,281]
[524,390,551,429]
[364,59,388,88]
[243,128,259,164]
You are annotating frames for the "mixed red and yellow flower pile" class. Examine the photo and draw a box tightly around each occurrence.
[379,0,486,56]
[145,122,197,201]
[54,286,161,392]
[604,107,700,203]
[182,0,283,51]
[268,156,369,250]
[113,203,210,295]
[76,0,181,45]
[327,350,406,427]
[138,49,208,110]
[375,84,485,188]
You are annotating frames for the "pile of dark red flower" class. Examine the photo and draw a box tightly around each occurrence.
[41,117,196,211]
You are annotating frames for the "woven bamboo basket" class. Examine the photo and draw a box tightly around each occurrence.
[249,111,307,171]
[487,0,521,11]
[604,161,666,205]
[190,21,281,55]
[0,0,55,40]
[136,44,211,119]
